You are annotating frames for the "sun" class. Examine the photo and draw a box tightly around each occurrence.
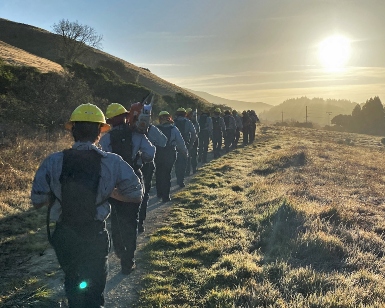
[318,35,351,71]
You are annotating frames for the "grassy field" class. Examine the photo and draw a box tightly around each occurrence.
[2,125,385,307]
[136,125,385,307]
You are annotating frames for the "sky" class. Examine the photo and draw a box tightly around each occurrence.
[2,0,385,106]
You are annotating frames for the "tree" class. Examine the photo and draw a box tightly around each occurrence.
[52,19,103,64]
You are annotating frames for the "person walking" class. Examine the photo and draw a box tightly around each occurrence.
[173,107,197,187]
[223,110,236,153]
[138,123,167,232]
[242,110,251,145]
[99,103,155,274]
[197,109,213,163]
[155,111,188,202]
[185,108,200,174]
[249,110,259,143]
[211,107,226,158]
[232,110,242,148]
[31,103,143,308]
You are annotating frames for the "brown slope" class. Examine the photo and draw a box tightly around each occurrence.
[0,18,209,104]
[0,40,63,73]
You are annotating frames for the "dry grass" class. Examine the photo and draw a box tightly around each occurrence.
[137,125,385,307]
[0,40,63,73]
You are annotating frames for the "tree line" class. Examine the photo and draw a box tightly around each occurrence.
[331,96,385,136]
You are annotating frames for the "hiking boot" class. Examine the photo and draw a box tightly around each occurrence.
[121,262,136,275]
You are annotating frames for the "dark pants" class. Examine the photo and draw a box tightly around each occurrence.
[250,124,256,142]
[212,130,223,158]
[155,148,176,200]
[186,139,198,175]
[233,128,240,148]
[242,126,250,145]
[139,161,155,225]
[224,129,235,153]
[198,130,210,163]
[109,199,140,271]
[51,221,109,308]
[175,150,187,186]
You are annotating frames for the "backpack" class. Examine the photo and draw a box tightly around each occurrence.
[59,149,101,226]
[212,117,220,131]
[198,114,208,130]
[156,125,174,155]
[174,118,190,144]
[109,126,133,166]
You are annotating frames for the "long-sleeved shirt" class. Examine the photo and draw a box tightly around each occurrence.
[31,141,143,222]
[173,116,197,147]
[234,114,243,130]
[198,113,213,135]
[157,123,188,156]
[99,124,155,164]
[223,114,236,131]
[147,124,167,147]
[211,115,226,133]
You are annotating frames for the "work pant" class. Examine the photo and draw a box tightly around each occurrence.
[51,221,109,308]
[198,130,210,163]
[224,129,235,153]
[186,139,198,175]
[155,148,176,200]
[175,150,187,186]
[233,128,240,148]
[139,161,155,225]
[109,198,140,271]
[242,126,250,145]
[250,124,256,142]
[212,130,223,158]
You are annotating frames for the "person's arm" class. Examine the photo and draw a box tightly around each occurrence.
[173,127,188,157]
[187,120,197,147]
[133,133,156,163]
[147,125,168,147]
[113,158,143,203]
[31,156,57,209]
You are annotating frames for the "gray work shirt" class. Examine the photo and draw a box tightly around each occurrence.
[99,125,156,164]
[30,142,143,222]
[157,123,188,156]
[147,125,167,147]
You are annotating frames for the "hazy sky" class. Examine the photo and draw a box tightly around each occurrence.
[2,0,385,105]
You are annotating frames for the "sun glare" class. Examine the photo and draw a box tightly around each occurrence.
[318,35,351,71]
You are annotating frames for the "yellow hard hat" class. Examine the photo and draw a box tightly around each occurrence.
[177,107,186,113]
[185,108,192,113]
[105,103,128,119]
[65,103,110,133]
[214,107,221,113]
[159,111,170,116]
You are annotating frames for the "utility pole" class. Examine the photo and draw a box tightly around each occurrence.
[326,112,332,125]
[305,106,308,123]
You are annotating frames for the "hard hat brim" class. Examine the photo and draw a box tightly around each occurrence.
[65,121,111,133]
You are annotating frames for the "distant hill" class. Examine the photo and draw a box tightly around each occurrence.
[260,97,358,126]
[187,89,272,115]
[0,18,209,105]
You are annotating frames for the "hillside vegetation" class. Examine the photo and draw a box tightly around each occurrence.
[0,18,208,104]
[1,126,385,307]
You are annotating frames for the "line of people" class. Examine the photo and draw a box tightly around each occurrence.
[30,101,259,308]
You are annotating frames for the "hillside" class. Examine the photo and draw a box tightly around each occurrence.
[187,89,272,114]
[0,18,209,105]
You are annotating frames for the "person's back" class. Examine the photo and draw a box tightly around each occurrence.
[31,104,142,308]
[155,111,188,201]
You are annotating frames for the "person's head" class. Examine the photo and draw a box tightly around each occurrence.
[105,103,129,127]
[176,107,187,117]
[65,103,110,143]
[158,111,173,124]
[232,110,237,116]
[214,107,221,116]
[224,110,231,115]
[185,107,193,118]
